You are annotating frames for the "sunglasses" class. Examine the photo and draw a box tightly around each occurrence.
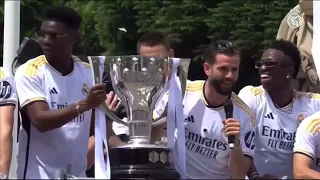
[255,60,291,69]
[36,31,70,41]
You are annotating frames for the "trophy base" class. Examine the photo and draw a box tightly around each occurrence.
[110,144,180,180]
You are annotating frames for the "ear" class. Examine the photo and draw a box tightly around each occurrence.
[75,31,81,41]
[169,49,174,58]
[203,62,212,76]
[286,66,294,78]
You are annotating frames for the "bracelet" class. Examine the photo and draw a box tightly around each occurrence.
[0,173,8,179]
[249,172,260,179]
[75,100,82,116]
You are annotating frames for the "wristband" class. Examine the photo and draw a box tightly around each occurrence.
[249,172,260,179]
[75,100,83,116]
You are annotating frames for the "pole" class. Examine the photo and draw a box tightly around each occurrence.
[3,0,20,179]
[313,0,320,79]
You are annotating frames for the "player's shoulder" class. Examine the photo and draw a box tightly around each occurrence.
[232,93,255,127]
[238,85,264,97]
[15,55,48,78]
[185,80,205,92]
[73,56,91,69]
[294,89,320,101]
[298,111,320,136]
[0,67,10,80]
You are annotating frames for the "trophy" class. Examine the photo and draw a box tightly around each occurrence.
[89,55,190,179]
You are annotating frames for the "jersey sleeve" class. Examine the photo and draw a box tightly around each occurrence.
[240,113,256,158]
[294,118,317,160]
[14,65,47,108]
[238,86,257,113]
[0,68,17,106]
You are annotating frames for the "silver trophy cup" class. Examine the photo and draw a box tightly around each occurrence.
[89,55,190,179]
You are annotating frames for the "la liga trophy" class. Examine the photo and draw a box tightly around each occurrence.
[89,55,190,179]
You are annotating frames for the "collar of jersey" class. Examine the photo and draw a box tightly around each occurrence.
[201,80,232,110]
[44,55,79,76]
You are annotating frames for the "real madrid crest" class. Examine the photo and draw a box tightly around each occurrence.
[297,113,306,126]
[82,83,89,95]
[287,6,301,29]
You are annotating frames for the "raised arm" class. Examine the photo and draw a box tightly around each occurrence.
[15,68,106,133]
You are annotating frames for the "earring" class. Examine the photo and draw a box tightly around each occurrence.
[287,75,291,79]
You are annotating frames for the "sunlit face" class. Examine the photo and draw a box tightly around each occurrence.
[204,54,240,96]
[38,20,76,60]
[256,49,293,90]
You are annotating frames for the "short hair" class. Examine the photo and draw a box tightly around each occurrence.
[137,31,171,52]
[270,39,301,79]
[42,6,82,30]
[204,40,240,64]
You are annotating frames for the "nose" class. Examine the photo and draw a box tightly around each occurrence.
[258,65,268,74]
[225,70,236,80]
[40,34,53,47]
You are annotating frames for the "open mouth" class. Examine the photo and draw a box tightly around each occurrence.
[260,74,271,80]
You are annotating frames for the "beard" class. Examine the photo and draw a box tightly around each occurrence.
[208,78,235,96]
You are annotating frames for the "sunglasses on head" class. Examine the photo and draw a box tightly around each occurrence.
[255,60,291,69]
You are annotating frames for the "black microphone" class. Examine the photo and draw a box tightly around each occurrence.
[224,99,235,149]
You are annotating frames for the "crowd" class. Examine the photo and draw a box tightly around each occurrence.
[1,5,320,180]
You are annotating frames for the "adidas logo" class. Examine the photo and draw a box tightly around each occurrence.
[185,115,194,123]
[264,112,274,119]
[50,87,58,94]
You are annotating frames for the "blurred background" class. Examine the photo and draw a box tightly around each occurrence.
[0,0,301,92]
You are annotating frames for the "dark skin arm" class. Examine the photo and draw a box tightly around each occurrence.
[24,83,106,133]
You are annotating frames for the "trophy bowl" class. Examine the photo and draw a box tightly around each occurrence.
[88,55,190,179]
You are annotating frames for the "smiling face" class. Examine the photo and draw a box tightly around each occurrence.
[256,49,294,90]
[203,54,240,96]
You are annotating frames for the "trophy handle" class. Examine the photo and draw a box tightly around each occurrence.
[151,59,190,127]
[101,102,129,127]
[88,56,129,127]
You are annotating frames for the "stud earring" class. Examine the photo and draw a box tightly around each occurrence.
[287,75,291,79]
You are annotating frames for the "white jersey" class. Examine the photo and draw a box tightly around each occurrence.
[294,111,320,172]
[15,55,93,179]
[174,80,255,179]
[238,85,320,179]
[0,67,17,106]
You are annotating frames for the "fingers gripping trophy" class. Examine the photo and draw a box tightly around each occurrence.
[88,55,190,179]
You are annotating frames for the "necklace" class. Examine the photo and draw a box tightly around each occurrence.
[273,91,295,114]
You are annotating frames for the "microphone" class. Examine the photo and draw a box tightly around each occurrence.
[224,99,235,149]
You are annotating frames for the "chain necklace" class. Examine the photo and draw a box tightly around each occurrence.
[273,91,295,114]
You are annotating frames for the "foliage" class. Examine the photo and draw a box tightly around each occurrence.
[0,0,300,83]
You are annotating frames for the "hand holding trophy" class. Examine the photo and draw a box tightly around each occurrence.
[89,55,190,179]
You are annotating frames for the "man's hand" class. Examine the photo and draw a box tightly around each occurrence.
[83,83,107,111]
[223,118,247,179]
[222,118,240,144]
[105,91,121,113]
